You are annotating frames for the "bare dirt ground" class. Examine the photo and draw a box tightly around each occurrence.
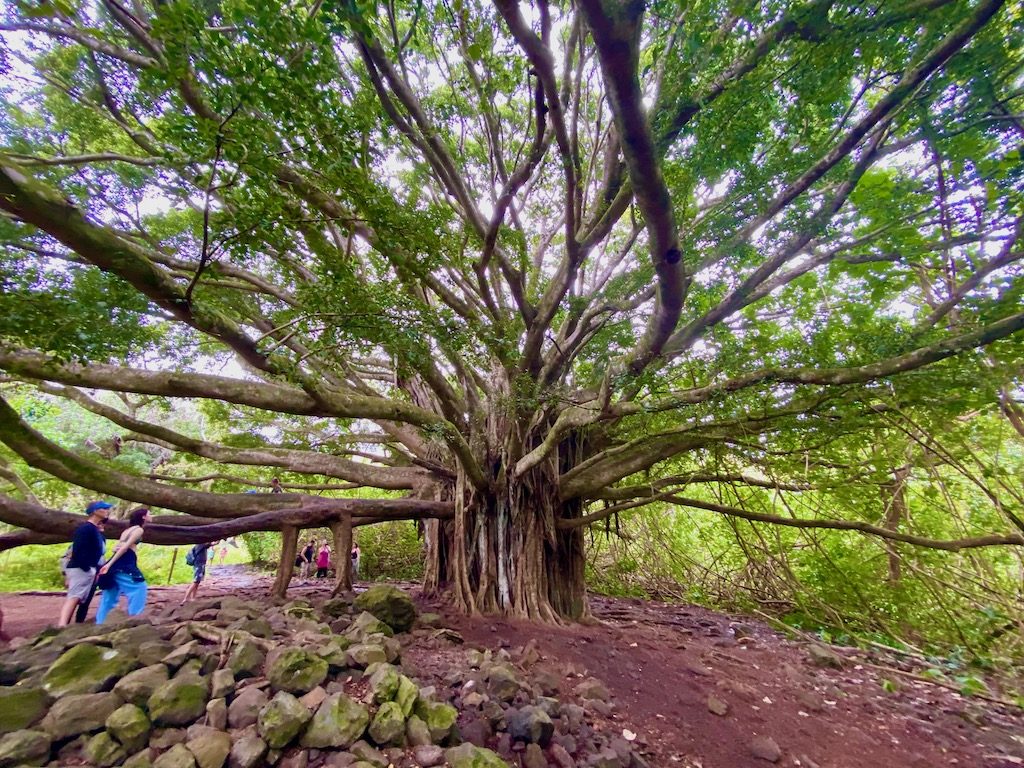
[2,567,1022,768]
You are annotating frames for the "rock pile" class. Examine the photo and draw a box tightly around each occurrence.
[0,585,506,768]
[0,585,649,768]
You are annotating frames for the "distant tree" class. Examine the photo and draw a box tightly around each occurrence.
[0,0,1022,617]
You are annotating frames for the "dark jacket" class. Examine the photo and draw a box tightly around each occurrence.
[68,521,105,570]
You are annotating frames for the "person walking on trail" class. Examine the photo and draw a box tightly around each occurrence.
[315,540,331,578]
[58,500,112,627]
[95,507,151,623]
[350,541,361,581]
[271,477,283,493]
[301,538,315,580]
[181,541,215,605]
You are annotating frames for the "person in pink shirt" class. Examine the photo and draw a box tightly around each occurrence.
[315,540,331,578]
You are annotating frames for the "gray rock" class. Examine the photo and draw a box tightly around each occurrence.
[523,743,547,768]
[138,641,176,666]
[40,691,122,740]
[507,706,553,746]
[573,678,610,702]
[406,714,432,747]
[186,727,231,768]
[413,744,444,767]
[483,664,523,702]
[0,729,50,767]
[106,703,152,752]
[150,728,187,749]
[124,748,155,768]
[368,701,405,746]
[228,639,266,679]
[257,692,311,749]
[227,733,267,768]
[228,686,269,730]
[163,642,203,672]
[149,677,210,727]
[807,644,843,670]
[585,747,622,768]
[707,695,729,716]
[279,749,309,768]
[154,743,198,768]
[42,644,135,697]
[0,686,48,734]
[205,698,227,730]
[346,644,388,669]
[749,735,781,763]
[115,664,171,707]
[266,649,329,695]
[457,717,492,748]
[300,693,369,749]
[211,669,235,700]
[549,743,575,768]
[444,743,510,768]
[84,731,127,767]
[349,740,388,767]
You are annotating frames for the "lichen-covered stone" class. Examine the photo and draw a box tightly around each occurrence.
[406,715,431,747]
[106,703,152,752]
[368,665,400,703]
[299,692,369,749]
[0,729,50,767]
[84,731,127,767]
[124,748,155,768]
[413,700,458,743]
[148,677,210,727]
[368,701,405,747]
[257,692,311,750]
[0,686,48,734]
[227,638,265,679]
[153,742,197,768]
[507,706,553,746]
[353,586,417,633]
[314,637,352,670]
[444,743,511,768]
[266,649,328,695]
[210,669,234,700]
[394,676,418,717]
[114,664,170,708]
[40,691,123,740]
[42,644,135,697]
[349,740,388,767]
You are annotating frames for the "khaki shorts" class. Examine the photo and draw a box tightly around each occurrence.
[66,567,96,601]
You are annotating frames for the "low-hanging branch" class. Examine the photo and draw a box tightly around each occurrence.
[561,493,1024,552]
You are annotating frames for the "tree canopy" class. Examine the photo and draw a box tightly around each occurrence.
[0,0,1022,619]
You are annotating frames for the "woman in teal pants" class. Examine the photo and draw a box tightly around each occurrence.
[96,507,150,623]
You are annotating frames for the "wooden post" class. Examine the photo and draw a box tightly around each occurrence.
[272,525,299,598]
[167,548,178,585]
[331,515,353,596]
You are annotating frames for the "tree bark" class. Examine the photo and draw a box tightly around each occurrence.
[330,517,353,595]
[272,525,298,598]
[880,466,911,584]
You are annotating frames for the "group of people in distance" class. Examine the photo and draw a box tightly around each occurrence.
[59,483,365,626]
[296,537,361,581]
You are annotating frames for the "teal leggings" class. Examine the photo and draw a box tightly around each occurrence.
[95,572,148,623]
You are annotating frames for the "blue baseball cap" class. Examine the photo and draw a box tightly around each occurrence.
[85,500,114,515]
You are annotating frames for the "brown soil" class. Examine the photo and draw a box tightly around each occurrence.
[2,569,1022,768]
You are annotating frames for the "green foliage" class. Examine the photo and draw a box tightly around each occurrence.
[355,522,423,582]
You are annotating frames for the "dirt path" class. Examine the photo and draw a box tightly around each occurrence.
[2,571,1022,768]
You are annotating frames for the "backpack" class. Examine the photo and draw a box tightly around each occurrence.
[59,545,73,574]
[185,546,197,566]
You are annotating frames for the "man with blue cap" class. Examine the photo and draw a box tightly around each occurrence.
[58,500,112,626]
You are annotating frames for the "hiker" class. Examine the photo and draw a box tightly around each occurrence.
[271,477,283,493]
[73,517,108,624]
[95,507,151,623]
[315,540,331,578]
[181,541,216,604]
[58,500,112,627]
[218,540,229,565]
[351,541,361,581]
[301,538,316,579]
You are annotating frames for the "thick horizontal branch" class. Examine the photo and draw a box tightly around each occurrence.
[0,494,453,551]
[561,493,1024,553]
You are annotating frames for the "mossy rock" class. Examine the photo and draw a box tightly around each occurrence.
[346,644,387,669]
[42,644,136,697]
[368,664,400,703]
[368,701,405,747]
[414,700,458,743]
[0,686,48,734]
[227,638,266,679]
[0,729,50,767]
[152,742,197,768]
[84,731,127,767]
[299,692,369,749]
[106,703,151,752]
[40,691,123,740]
[148,677,210,727]
[185,727,231,768]
[266,648,328,694]
[445,743,511,768]
[353,586,417,633]
[114,664,170,708]
[345,612,394,640]
[257,691,311,750]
